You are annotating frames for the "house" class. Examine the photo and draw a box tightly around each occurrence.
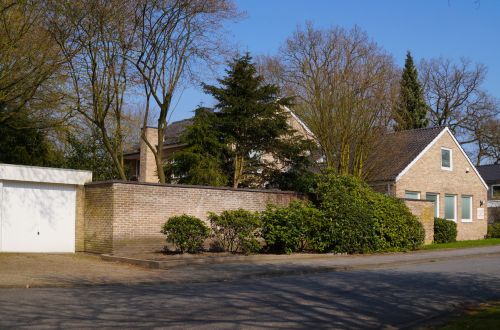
[124,106,316,183]
[366,126,489,241]
[477,164,500,223]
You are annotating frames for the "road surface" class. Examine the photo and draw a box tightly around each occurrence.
[0,252,499,328]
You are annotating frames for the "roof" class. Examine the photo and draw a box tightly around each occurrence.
[477,164,500,184]
[163,118,193,145]
[365,126,446,182]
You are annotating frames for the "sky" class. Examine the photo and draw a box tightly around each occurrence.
[165,0,500,123]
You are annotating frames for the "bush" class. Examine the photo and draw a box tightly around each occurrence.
[369,193,425,251]
[161,215,210,253]
[433,217,457,243]
[261,200,324,254]
[314,173,425,253]
[487,223,500,238]
[208,209,262,254]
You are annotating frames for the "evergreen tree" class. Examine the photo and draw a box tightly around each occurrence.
[203,53,295,188]
[394,52,429,131]
[164,107,230,186]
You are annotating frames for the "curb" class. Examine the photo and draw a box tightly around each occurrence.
[100,252,344,269]
[101,248,500,270]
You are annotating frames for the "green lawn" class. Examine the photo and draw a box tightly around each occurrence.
[421,238,500,250]
[440,303,500,329]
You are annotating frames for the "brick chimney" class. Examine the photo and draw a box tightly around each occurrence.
[139,127,160,183]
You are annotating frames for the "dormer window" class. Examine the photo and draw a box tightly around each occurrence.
[441,148,452,170]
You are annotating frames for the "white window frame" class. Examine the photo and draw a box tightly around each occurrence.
[441,147,453,171]
[444,194,457,222]
[492,184,500,200]
[461,195,473,223]
[405,191,421,200]
[426,192,440,218]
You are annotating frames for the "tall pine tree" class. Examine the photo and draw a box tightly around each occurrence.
[203,53,294,188]
[394,52,429,131]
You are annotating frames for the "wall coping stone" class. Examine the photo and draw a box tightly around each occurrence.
[85,180,301,195]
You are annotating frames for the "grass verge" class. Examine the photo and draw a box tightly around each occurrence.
[421,238,500,250]
[439,302,500,329]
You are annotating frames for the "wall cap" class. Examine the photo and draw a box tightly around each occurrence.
[85,180,301,195]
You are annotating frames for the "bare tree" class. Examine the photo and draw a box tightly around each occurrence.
[261,24,399,177]
[419,57,499,146]
[130,0,237,183]
[0,1,67,126]
[48,0,136,179]
[474,118,500,165]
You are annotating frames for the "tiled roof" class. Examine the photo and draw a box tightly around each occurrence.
[365,126,445,182]
[163,118,193,145]
[477,164,500,184]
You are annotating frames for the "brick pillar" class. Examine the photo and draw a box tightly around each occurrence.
[139,127,160,183]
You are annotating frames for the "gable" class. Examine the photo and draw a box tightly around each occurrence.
[396,128,488,189]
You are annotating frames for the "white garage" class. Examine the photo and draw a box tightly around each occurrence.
[0,164,92,253]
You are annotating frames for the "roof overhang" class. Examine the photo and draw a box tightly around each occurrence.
[0,163,92,185]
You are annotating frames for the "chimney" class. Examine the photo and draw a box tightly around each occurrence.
[139,126,160,183]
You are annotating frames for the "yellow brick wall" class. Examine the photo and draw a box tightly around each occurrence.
[74,186,86,252]
[84,182,301,254]
[395,131,488,240]
[404,200,434,244]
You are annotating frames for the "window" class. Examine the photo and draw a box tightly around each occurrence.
[426,193,439,218]
[492,185,500,200]
[444,194,456,221]
[461,195,472,222]
[405,191,420,200]
[441,148,452,170]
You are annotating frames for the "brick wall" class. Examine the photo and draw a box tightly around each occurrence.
[404,199,434,244]
[84,181,301,254]
[74,186,85,252]
[395,131,488,240]
[84,185,114,253]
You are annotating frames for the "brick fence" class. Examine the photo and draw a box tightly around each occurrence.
[84,181,301,255]
[404,199,434,245]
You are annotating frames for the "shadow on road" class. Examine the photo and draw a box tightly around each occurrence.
[0,268,499,328]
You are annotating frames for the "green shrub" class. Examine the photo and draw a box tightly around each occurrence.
[369,193,425,251]
[208,209,262,254]
[261,200,324,254]
[314,173,425,253]
[433,217,457,243]
[161,215,210,253]
[487,223,500,238]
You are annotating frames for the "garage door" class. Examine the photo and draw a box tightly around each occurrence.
[0,181,76,253]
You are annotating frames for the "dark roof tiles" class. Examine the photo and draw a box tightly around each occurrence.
[365,126,445,182]
[477,164,500,184]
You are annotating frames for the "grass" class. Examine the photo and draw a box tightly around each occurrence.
[439,302,500,329]
[421,238,500,250]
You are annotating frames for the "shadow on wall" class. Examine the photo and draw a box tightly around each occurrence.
[0,269,498,328]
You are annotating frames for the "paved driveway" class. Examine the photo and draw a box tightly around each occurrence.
[1,250,500,328]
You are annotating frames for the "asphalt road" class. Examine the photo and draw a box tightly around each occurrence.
[1,253,499,329]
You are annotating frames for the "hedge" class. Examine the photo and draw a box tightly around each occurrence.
[208,209,261,254]
[161,215,210,253]
[433,217,457,243]
[487,223,500,238]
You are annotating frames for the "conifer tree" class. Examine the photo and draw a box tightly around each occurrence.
[203,53,294,188]
[394,52,429,131]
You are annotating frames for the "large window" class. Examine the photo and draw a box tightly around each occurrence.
[444,194,456,221]
[405,191,420,200]
[461,195,472,222]
[492,185,500,200]
[426,193,439,218]
[441,148,452,170]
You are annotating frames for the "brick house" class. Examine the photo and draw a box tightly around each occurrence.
[477,164,500,223]
[366,126,488,240]
[124,106,316,183]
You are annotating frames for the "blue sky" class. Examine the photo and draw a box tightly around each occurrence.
[166,0,500,122]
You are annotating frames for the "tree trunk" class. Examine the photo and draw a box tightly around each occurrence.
[233,154,244,188]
